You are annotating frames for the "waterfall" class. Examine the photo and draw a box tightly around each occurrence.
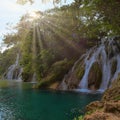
[111,55,120,82]
[59,37,120,92]
[31,72,37,83]
[79,37,120,92]
[4,54,22,80]
[79,47,101,89]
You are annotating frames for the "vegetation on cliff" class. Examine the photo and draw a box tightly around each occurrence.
[0,0,120,88]
[0,1,120,120]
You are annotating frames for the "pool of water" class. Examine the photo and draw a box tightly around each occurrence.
[0,81,102,120]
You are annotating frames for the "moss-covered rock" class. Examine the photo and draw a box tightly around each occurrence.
[76,65,85,81]
[58,58,84,90]
[67,72,79,89]
[88,62,102,90]
[37,73,56,88]
[102,74,120,101]
[49,81,60,89]
[37,58,74,89]
[111,59,117,76]
[22,72,33,82]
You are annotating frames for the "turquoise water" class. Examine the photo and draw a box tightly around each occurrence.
[0,82,102,120]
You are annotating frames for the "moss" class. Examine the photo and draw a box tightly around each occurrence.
[73,115,84,120]
[102,74,120,101]
[86,110,96,115]
[74,58,85,81]
[0,80,9,88]
[114,96,120,101]
[37,73,56,88]
[37,58,74,88]
[111,59,117,75]
[76,66,85,80]
[49,81,60,89]
[88,62,102,89]
[22,72,33,82]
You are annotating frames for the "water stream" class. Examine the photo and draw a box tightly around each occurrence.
[79,37,120,91]
[4,54,22,81]
[60,37,120,92]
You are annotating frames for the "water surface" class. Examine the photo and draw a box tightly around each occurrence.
[0,81,102,120]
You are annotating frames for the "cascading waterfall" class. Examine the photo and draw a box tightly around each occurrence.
[111,55,120,83]
[31,72,37,83]
[59,37,120,92]
[4,54,22,80]
[79,37,120,92]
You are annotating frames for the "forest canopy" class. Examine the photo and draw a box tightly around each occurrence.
[16,0,120,37]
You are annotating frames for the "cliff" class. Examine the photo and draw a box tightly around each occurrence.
[59,37,120,92]
[82,74,120,120]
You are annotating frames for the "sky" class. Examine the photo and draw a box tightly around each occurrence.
[0,0,73,51]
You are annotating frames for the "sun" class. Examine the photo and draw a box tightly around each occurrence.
[30,11,39,18]
[28,11,43,21]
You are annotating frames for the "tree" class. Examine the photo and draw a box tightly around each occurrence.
[2,0,119,82]
[16,0,62,5]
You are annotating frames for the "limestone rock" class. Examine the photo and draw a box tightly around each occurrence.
[104,101,120,117]
[88,62,102,90]
[86,101,104,112]
[84,112,120,120]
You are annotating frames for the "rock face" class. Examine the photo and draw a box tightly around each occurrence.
[58,56,85,90]
[88,62,102,90]
[85,101,104,112]
[84,111,120,120]
[59,37,120,92]
[83,75,120,120]
[58,71,79,90]
[84,101,120,120]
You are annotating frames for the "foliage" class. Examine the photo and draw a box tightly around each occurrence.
[73,115,84,120]
[36,49,55,77]
[37,58,74,88]
[0,80,9,88]
[1,0,120,84]
[102,74,120,101]
[16,0,120,38]
[16,0,34,4]
[79,0,120,37]
[3,33,20,47]
[20,29,33,81]
[17,0,63,5]
[0,47,18,77]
